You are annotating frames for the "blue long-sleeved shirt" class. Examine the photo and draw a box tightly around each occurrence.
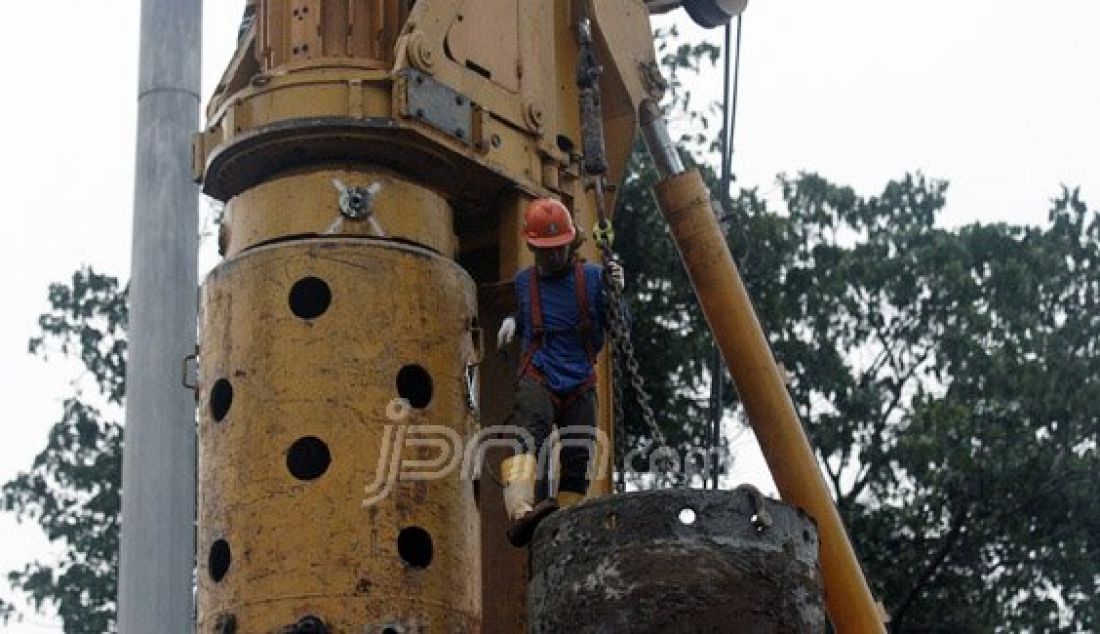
[514,263,607,394]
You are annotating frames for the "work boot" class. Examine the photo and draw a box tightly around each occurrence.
[556,490,585,509]
[501,454,537,518]
[502,453,560,547]
[507,497,559,548]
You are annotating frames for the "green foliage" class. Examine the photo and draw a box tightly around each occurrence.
[613,140,708,452]
[1,267,126,633]
[615,161,1099,629]
[608,26,734,461]
[768,177,1098,631]
[653,25,723,151]
[607,28,1096,630]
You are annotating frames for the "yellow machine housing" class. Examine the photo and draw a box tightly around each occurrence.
[194,0,885,631]
[194,0,660,631]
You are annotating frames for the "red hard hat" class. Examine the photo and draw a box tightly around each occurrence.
[523,199,576,248]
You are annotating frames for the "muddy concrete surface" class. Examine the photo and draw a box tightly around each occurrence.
[528,488,826,633]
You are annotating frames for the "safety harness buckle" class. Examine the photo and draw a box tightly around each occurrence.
[593,219,615,249]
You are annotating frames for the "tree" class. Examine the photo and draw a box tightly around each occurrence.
[594,29,1098,629]
[1,268,126,632]
[764,176,1098,631]
[616,163,1098,629]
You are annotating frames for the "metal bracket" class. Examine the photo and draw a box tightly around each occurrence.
[400,69,473,146]
[593,218,615,249]
[181,346,199,398]
[465,317,483,415]
[334,179,381,220]
[736,483,773,532]
[330,179,387,236]
[465,364,480,415]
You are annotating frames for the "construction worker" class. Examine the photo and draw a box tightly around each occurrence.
[497,199,623,547]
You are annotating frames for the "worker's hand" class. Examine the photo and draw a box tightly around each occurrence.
[497,316,517,349]
[608,261,625,290]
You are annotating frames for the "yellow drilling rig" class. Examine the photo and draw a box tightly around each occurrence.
[191,0,886,631]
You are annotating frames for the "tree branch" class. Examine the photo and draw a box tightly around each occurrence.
[891,503,970,631]
[843,343,932,505]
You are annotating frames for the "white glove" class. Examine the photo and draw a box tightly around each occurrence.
[608,261,625,290]
[497,316,516,349]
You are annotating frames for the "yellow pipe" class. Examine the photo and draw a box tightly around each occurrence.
[653,169,885,634]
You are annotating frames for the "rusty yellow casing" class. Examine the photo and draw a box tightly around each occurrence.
[198,238,483,632]
[219,168,458,259]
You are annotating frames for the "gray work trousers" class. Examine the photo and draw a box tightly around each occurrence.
[514,376,597,499]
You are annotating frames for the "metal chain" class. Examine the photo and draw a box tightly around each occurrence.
[610,310,628,493]
[577,8,679,487]
[597,235,680,487]
[600,261,662,446]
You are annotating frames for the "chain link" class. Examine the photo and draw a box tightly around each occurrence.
[610,310,628,493]
[578,8,678,488]
[597,232,680,487]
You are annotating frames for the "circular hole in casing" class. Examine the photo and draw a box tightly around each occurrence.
[210,379,233,422]
[556,134,575,153]
[286,436,332,481]
[397,526,434,569]
[214,612,237,634]
[288,276,332,320]
[209,539,231,582]
[678,507,697,525]
[396,364,433,409]
[290,616,327,634]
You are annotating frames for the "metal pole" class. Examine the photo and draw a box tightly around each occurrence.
[719,20,733,207]
[710,14,743,489]
[119,0,201,631]
[729,15,743,185]
[709,20,734,490]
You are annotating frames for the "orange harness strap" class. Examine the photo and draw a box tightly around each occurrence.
[518,261,598,406]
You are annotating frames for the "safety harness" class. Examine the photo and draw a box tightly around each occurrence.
[519,259,599,409]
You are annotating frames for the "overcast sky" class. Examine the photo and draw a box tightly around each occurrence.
[0,1,1097,630]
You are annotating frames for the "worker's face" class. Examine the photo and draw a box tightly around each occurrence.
[533,245,571,276]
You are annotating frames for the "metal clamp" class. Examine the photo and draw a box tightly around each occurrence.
[465,365,480,415]
[465,318,483,414]
[181,346,199,395]
[333,179,382,220]
[737,483,773,532]
[593,218,615,249]
[331,179,386,236]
